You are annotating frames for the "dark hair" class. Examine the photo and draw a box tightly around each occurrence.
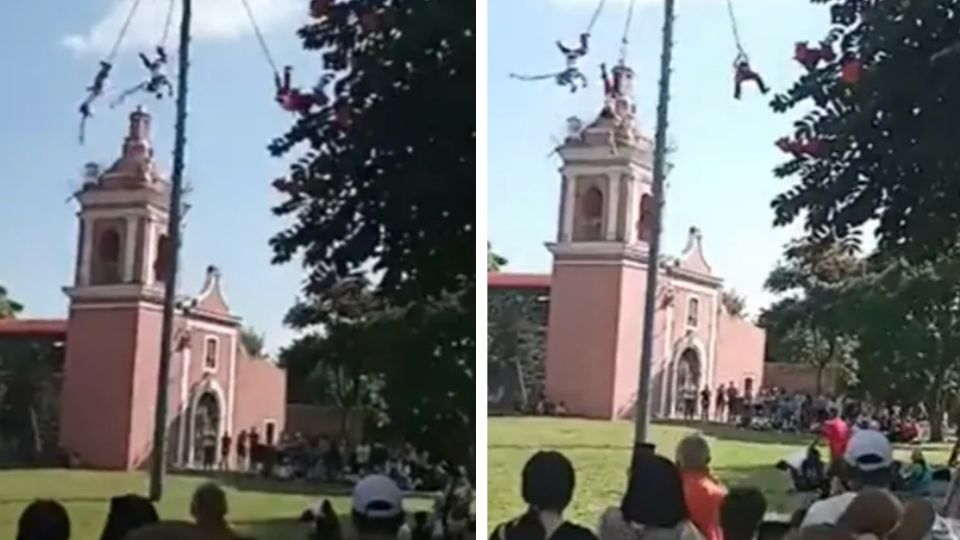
[99,494,159,540]
[502,451,576,540]
[850,466,893,490]
[720,488,767,540]
[621,454,687,527]
[351,512,405,537]
[17,500,70,540]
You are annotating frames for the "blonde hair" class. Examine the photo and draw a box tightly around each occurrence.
[675,433,711,471]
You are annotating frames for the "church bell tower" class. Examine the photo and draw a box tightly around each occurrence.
[544,63,659,419]
[60,108,173,469]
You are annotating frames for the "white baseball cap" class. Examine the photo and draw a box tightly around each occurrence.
[844,429,893,472]
[352,475,404,518]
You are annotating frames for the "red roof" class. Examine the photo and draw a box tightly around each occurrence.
[487,272,552,290]
[0,319,68,337]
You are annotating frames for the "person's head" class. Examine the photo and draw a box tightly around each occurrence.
[190,483,228,527]
[837,488,902,538]
[17,500,70,540]
[844,429,894,490]
[910,449,925,464]
[720,488,766,540]
[520,451,575,514]
[675,433,711,472]
[621,453,687,528]
[828,407,839,419]
[100,494,159,540]
[352,475,405,538]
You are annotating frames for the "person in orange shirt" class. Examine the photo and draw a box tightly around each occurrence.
[676,434,727,540]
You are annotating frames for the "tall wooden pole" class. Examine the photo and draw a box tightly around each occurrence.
[633,0,677,450]
[150,0,191,502]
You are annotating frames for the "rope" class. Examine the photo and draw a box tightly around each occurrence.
[586,0,608,35]
[725,0,746,57]
[107,0,146,62]
[620,0,637,62]
[239,0,280,75]
[160,0,176,47]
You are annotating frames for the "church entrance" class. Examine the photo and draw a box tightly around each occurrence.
[191,392,220,469]
[675,348,701,420]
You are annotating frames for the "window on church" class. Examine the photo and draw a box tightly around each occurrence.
[687,297,700,328]
[93,228,122,284]
[574,186,604,240]
[204,337,219,371]
[155,235,170,284]
[638,194,653,242]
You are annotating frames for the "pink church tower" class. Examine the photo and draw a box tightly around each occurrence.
[544,64,658,419]
[60,108,174,469]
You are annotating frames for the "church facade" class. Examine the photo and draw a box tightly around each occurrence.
[0,109,285,469]
[489,64,765,420]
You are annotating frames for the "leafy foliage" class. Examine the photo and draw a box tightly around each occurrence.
[770,0,960,261]
[0,285,23,320]
[487,242,508,272]
[240,327,265,357]
[268,0,474,457]
[720,289,747,318]
[487,289,547,411]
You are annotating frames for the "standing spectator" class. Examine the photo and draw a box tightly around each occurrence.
[236,430,248,472]
[219,432,232,471]
[249,428,261,473]
[682,386,697,421]
[16,500,71,540]
[491,451,596,540]
[715,387,726,423]
[820,407,851,484]
[675,434,726,540]
[719,489,766,540]
[726,384,739,425]
[700,387,711,423]
[202,431,217,470]
[190,482,236,540]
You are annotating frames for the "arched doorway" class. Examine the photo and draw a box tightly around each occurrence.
[675,348,701,418]
[191,392,220,469]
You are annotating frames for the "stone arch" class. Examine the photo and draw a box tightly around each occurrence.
[574,185,604,241]
[185,377,226,467]
[93,228,122,284]
[666,334,709,417]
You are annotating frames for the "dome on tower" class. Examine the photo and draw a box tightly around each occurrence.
[96,107,168,189]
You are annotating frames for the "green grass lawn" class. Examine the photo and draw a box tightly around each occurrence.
[488,417,952,532]
[0,470,429,540]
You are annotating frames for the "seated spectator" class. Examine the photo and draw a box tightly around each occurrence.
[190,482,235,540]
[100,494,160,540]
[17,500,71,540]
[835,489,935,540]
[777,446,826,495]
[676,434,726,540]
[901,449,932,497]
[352,475,407,540]
[598,451,702,540]
[490,451,596,540]
[719,488,766,540]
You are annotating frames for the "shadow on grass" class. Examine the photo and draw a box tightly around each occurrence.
[176,470,353,497]
[656,419,814,446]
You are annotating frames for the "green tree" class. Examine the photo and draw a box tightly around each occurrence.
[487,289,546,411]
[269,0,474,456]
[488,242,508,272]
[759,239,861,393]
[0,285,23,319]
[838,250,960,441]
[721,289,747,318]
[240,327,265,357]
[770,0,960,262]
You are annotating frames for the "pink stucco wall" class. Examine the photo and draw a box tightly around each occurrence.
[126,307,163,469]
[611,265,647,419]
[545,262,627,419]
[234,349,287,446]
[715,311,766,395]
[60,306,139,469]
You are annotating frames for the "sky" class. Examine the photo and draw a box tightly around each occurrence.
[0,0,321,353]
[488,0,834,317]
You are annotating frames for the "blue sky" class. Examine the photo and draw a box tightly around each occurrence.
[0,0,319,352]
[489,0,833,316]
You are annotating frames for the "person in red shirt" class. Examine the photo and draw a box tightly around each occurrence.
[820,407,851,482]
[676,434,727,540]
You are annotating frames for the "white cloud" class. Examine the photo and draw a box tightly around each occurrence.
[63,0,301,56]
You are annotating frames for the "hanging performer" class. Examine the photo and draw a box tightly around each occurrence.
[510,33,590,93]
[78,61,112,144]
[275,66,334,115]
[112,47,173,107]
[794,41,836,71]
[733,53,769,99]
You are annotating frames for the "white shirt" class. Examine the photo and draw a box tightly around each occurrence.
[801,492,857,527]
